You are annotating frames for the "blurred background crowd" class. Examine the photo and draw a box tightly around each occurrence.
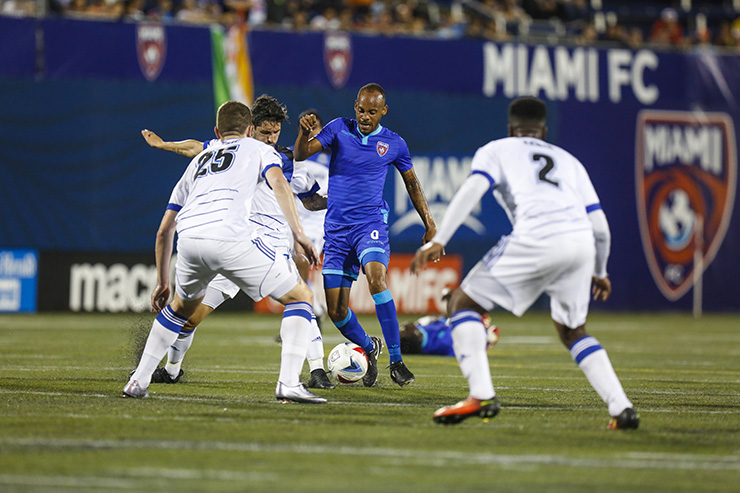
[3,0,740,50]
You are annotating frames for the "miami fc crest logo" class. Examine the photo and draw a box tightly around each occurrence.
[636,110,736,300]
[137,23,166,81]
[377,141,389,157]
[324,32,352,89]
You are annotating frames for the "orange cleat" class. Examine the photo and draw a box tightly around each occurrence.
[433,396,500,425]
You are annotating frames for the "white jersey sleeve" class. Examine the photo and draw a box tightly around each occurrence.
[290,160,321,198]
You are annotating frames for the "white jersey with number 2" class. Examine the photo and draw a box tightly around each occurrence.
[472,136,600,238]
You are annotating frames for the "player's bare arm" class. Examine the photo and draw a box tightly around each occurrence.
[141,129,203,158]
[151,209,178,312]
[400,168,438,244]
[265,166,320,266]
[293,115,324,161]
[592,276,612,301]
[300,193,327,211]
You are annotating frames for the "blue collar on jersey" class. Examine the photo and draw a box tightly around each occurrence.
[355,123,384,145]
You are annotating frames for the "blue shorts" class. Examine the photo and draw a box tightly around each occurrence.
[322,219,390,288]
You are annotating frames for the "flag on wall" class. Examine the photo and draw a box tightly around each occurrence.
[211,23,254,110]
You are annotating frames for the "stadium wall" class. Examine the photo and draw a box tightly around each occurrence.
[0,17,737,312]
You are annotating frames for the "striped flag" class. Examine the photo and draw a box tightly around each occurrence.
[211,23,254,110]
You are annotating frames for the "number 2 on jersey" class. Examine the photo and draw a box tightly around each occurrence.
[194,146,237,180]
[532,153,559,188]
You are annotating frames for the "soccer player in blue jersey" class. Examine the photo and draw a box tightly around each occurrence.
[294,83,438,387]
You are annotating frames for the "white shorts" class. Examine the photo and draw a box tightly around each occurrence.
[175,237,301,303]
[460,232,595,328]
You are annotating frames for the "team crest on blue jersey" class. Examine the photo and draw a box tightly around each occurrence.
[136,23,167,81]
[635,110,736,301]
[323,32,352,89]
[376,141,389,157]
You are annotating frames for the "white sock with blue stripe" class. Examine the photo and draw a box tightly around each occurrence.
[131,305,187,388]
[278,302,314,387]
[306,316,325,372]
[570,336,632,416]
[165,327,196,378]
[450,310,495,400]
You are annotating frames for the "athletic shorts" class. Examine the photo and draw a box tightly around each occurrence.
[322,219,390,287]
[460,231,595,328]
[175,237,300,303]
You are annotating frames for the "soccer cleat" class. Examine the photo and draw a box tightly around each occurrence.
[607,408,640,430]
[306,369,336,389]
[275,382,327,404]
[150,367,184,384]
[122,380,149,398]
[389,361,415,386]
[432,396,501,425]
[362,336,383,387]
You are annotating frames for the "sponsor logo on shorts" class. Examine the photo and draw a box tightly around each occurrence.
[636,110,736,300]
[377,141,389,157]
[137,23,166,81]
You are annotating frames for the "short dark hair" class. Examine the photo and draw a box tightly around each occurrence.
[251,94,288,128]
[216,101,252,135]
[358,83,386,103]
[508,96,547,125]
[298,108,323,127]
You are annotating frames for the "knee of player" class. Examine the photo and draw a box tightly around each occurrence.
[326,304,349,322]
[448,288,484,316]
[555,322,587,348]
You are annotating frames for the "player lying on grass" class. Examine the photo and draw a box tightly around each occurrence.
[140,95,334,390]
[125,101,326,404]
[399,288,500,356]
[412,96,639,430]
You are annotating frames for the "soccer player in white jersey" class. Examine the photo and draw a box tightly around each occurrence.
[292,109,330,324]
[124,101,326,404]
[140,96,335,390]
[412,96,638,429]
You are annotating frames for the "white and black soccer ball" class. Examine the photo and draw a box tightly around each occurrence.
[327,343,368,384]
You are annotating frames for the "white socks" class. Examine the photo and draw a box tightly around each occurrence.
[164,327,196,378]
[130,306,186,388]
[450,311,495,401]
[278,302,313,387]
[570,336,633,416]
[306,317,325,372]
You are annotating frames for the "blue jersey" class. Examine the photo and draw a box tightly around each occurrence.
[415,316,455,357]
[315,118,413,225]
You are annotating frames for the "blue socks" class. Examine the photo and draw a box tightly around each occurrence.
[334,309,374,354]
[373,290,402,364]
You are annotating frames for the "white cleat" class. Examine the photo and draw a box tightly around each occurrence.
[122,379,149,398]
[275,382,327,404]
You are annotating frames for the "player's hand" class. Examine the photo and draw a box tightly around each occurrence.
[411,242,444,274]
[150,284,170,313]
[592,276,611,301]
[298,114,317,134]
[141,129,164,149]
[422,227,444,258]
[294,233,321,268]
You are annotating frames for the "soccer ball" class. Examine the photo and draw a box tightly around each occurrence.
[327,343,368,384]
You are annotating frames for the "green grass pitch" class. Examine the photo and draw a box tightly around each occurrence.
[1,311,738,492]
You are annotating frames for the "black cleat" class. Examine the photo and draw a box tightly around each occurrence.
[433,396,501,425]
[306,369,335,389]
[389,361,415,386]
[362,336,383,387]
[150,367,184,384]
[607,408,640,430]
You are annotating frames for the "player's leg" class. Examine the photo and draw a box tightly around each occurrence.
[364,260,413,386]
[324,282,382,387]
[123,294,203,397]
[433,282,500,424]
[292,251,332,387]
[305,314,335,389]
[123,239,213,398]
[547,236,638,429]
[273,281,327,403]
